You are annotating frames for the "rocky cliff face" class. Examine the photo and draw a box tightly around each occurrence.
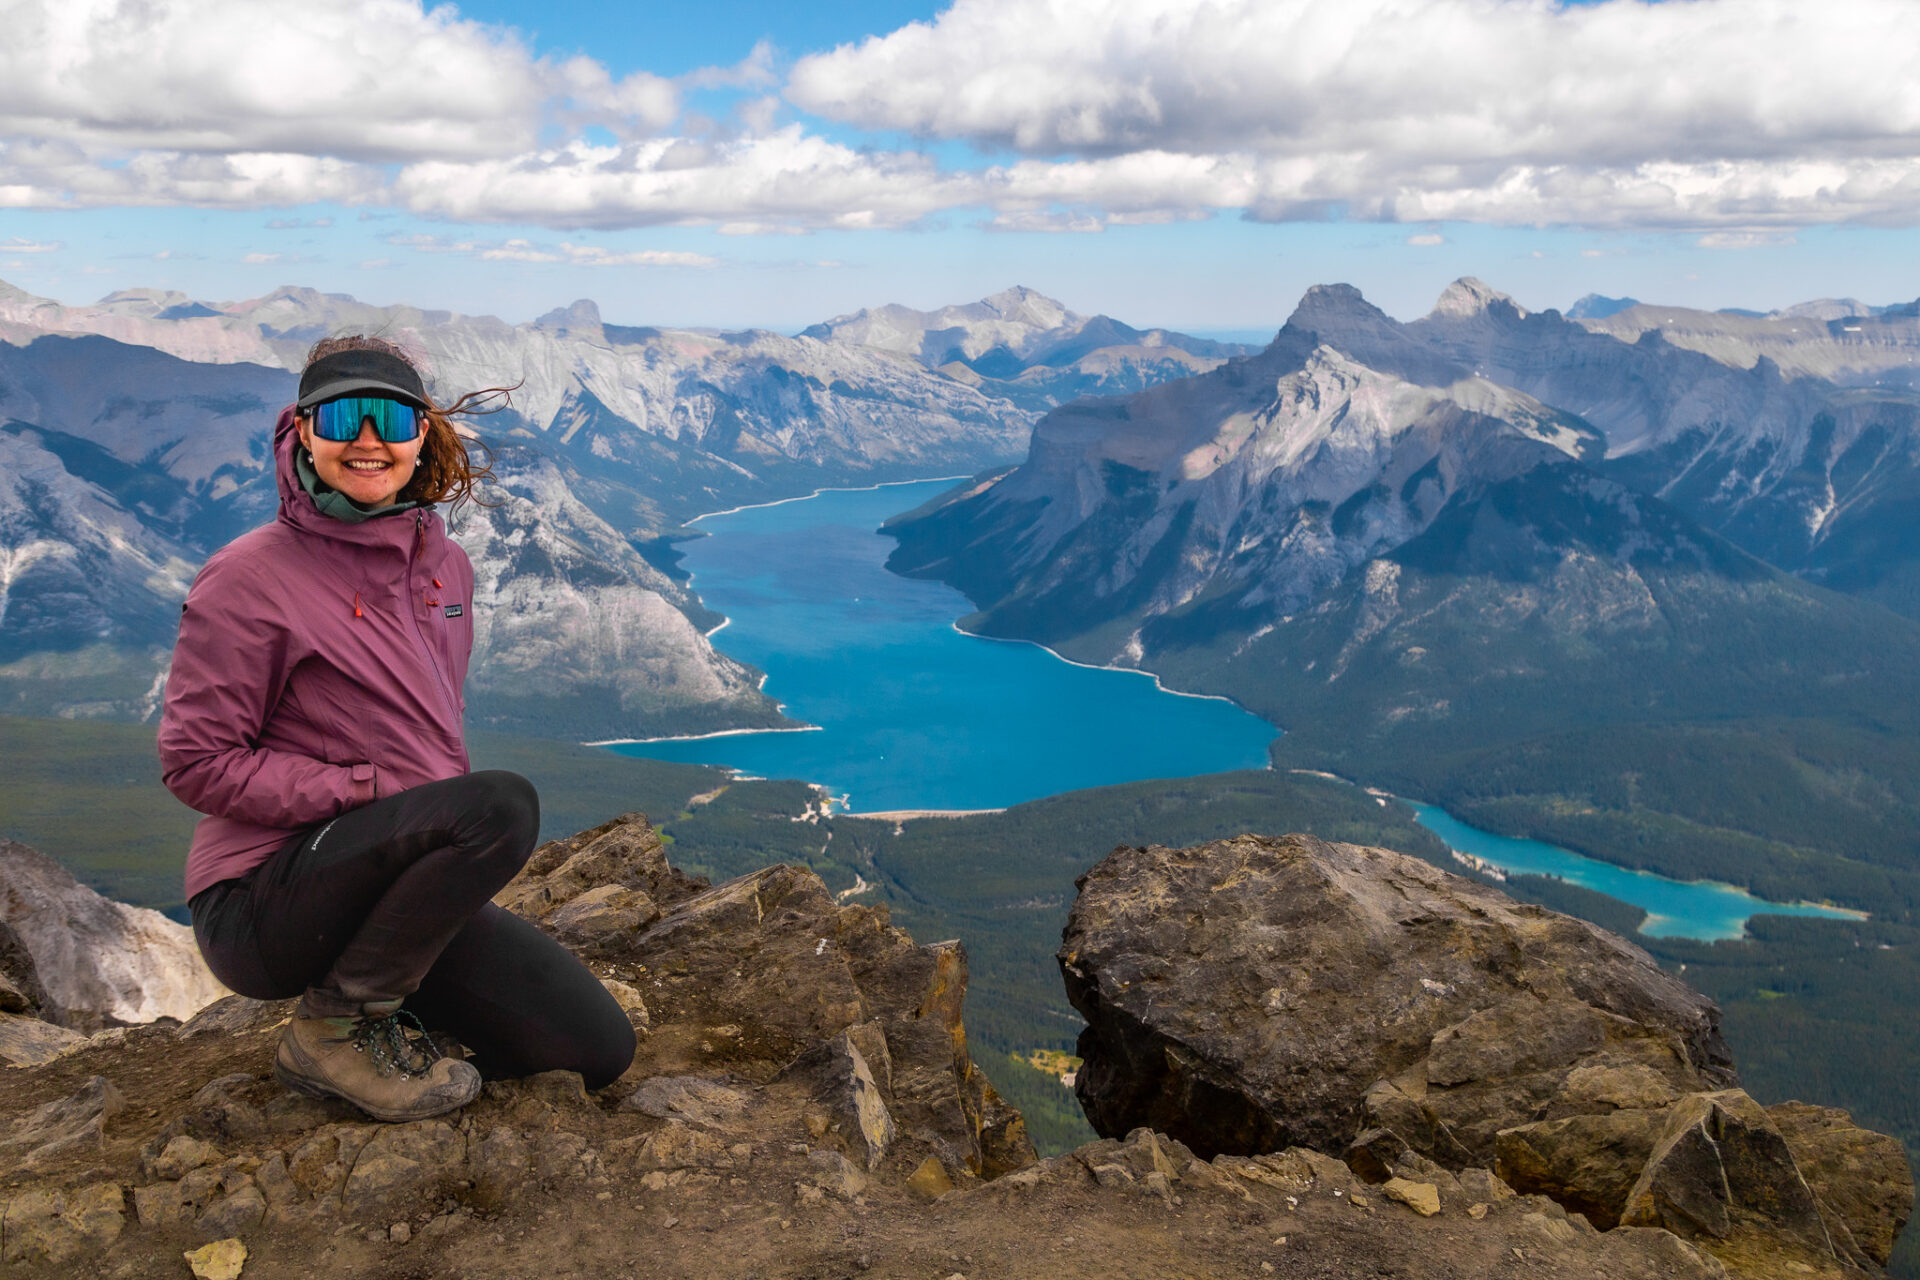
[0,837,226,1046]
[449,444,779,739]
[0,814,1824,1279]
[1063,833,1913,1278]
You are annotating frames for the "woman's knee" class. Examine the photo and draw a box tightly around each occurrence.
[458,770,540,863]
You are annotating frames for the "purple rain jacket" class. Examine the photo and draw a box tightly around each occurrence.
[160,406,475,900]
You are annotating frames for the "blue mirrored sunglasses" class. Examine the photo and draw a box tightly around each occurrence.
[310,396,422,443]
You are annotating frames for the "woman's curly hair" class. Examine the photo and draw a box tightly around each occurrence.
[301,335,511,510]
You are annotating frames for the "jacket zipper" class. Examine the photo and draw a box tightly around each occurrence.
[405,510,465,732]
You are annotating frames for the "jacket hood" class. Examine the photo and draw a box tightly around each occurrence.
[273,404,442,550]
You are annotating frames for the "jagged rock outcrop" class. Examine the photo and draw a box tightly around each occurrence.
[497,813,1032,1179]
[1061,832,1913,1277]
[0,837,226,1035]
[0,812,1776,1278]
[0,813,1032,1271]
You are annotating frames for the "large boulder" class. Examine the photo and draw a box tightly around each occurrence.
[1062,833,1912,1278]
[1060,833,1733,1159]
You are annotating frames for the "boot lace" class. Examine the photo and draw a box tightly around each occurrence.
[349,1007,442,1079]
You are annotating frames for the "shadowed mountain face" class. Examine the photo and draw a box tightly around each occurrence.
[1388,282,1920,618]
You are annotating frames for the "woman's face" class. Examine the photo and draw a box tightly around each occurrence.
[297,405,425,508]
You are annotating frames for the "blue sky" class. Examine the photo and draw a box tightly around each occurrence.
[2,0,1916,333]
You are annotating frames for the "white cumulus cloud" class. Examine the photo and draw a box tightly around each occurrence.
[389,128,979,230]
[3,0,1916,233]
[0,0,675,162]
[787,0,1920,231]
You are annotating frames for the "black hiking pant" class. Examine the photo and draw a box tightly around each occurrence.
[189,770,635,1089]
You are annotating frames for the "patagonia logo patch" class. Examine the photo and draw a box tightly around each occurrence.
[444,603,464,619]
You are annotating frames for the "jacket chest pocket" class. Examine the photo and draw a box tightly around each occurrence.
[419,594,471,680]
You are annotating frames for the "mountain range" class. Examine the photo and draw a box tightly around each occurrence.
[800,285,1248,410]
[886,278,1920,923]
[0,279,1238,736]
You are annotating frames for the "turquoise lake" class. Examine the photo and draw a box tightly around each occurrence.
[607,480,1278,809]
[610,478,1865,941]
[1405,802,1862,941]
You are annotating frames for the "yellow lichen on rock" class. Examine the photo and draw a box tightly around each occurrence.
[183,1236,247,1280]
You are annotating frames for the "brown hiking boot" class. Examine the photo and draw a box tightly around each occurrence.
[274,1000,480,1122]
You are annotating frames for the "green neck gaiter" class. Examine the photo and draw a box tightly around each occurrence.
[296,448,428,524]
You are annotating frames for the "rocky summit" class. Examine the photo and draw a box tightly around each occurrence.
[0,818,1907,1278]
[1062,832,1913,1278]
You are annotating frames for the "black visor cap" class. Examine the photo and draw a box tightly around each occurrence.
[296,349,430,411]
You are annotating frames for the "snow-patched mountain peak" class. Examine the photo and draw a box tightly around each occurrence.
[795,287,1247,409]
[1431,278,1525,320]
[802,287,1083,363]
[975,285,1073,331]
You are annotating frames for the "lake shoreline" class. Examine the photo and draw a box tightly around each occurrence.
[601,477,1275,813]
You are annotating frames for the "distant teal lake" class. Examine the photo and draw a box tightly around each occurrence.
[606,480,1278,810]
[1405,802,1863,941]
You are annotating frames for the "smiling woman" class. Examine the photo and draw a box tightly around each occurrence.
[157,335,638,1125]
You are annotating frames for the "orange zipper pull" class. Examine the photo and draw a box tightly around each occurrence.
[353,591,363,619]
